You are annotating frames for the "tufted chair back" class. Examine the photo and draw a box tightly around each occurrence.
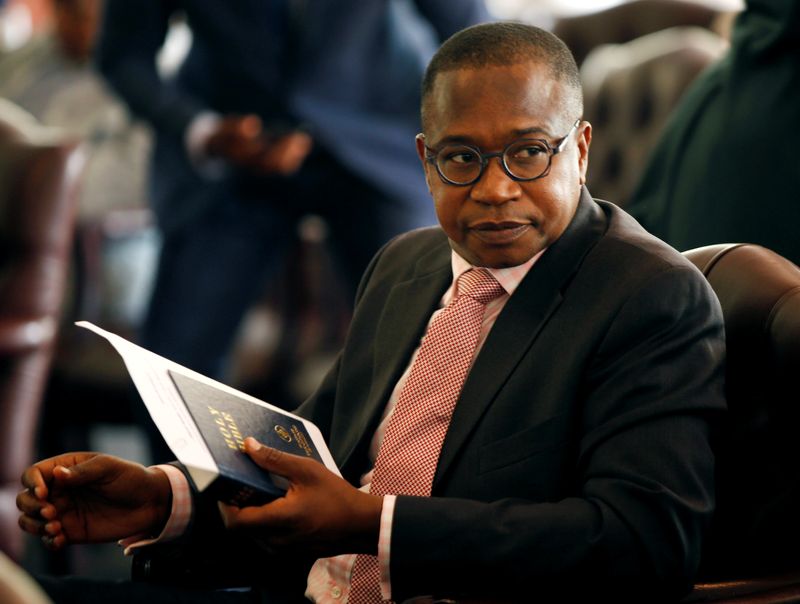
[581,26,727,207]
[0,99,84,560]
[553,0,720,67]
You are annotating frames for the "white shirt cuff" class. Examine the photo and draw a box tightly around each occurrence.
[118,464,193,555]
[378,494,396,601]
[184,111,228,179]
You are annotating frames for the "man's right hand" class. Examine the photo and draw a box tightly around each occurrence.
[16,453,172,551]
[204,114,312,176]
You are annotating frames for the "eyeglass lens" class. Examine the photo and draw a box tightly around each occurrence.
[436,139,551,184]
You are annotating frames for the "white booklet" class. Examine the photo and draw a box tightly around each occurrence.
[77,321,340,505]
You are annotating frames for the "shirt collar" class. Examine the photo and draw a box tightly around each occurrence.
[450,248,544,298]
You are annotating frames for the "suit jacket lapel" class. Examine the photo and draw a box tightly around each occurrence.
[372,250,451,405]
[338,237,452,467]
[434,188,608,485]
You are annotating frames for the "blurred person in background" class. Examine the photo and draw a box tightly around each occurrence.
[626,0,800,264]
[0,0,150,221]
[95,0,490,462]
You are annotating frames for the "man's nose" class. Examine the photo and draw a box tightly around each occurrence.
[470,157,521,204]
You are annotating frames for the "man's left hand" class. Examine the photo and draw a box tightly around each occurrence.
[218,438,383,558]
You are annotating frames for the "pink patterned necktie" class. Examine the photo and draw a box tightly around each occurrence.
[348,268,505,604]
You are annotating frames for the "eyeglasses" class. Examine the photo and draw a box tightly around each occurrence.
[421,119,581,186]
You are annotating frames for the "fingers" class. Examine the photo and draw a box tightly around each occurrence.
[17,471,59,533]
[20,464,50,500]
[18,458,74,548]
[41,534,68,551]
[16,487,53,517]
[217,439,302,532]
[266,132,313,174]
[217,114,263,140]
[235,115,262,138]
[17,488,67,549]
[17,515,67,549]
[207,116,312,174]
[244,438,309,478]
[50,454,120,489]
[20,452,104,492]
[218,497,289,534]
[207,114,264,159]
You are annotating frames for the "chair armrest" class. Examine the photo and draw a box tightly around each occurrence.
[0,317,56,354]
[681,570,800,602]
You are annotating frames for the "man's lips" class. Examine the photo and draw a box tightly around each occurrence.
[469,221,532,244]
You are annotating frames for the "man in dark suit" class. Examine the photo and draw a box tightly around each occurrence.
[18,22,725,603]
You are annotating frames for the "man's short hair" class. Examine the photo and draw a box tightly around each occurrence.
[421,22,583,132]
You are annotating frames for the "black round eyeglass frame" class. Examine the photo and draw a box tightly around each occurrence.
[420,119,581,187]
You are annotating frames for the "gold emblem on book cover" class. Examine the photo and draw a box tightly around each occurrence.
[274,424,293,443]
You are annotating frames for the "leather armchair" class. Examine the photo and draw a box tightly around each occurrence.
[680,243,800,603]
[0,100,85,560]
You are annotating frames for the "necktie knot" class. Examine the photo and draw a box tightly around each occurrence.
[456,268,505,306]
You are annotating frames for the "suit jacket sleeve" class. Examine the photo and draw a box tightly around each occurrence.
[95,0,203,138]
[387,262,725,602]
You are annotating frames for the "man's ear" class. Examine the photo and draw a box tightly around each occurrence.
[415,133,434,195]
[577,121,592,186]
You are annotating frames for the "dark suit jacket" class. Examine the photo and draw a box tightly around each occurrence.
[294,188,726,602]
[175,189,725,601]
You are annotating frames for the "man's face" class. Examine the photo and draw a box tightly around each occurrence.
[417,61,591,268]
